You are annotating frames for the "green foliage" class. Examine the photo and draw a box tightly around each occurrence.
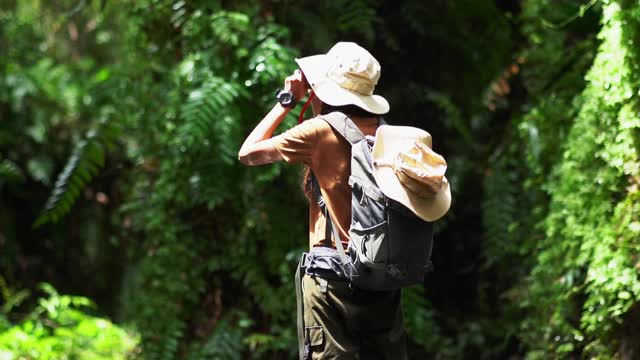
[507,0,640,357]
[6,0,640,359]
[34,119,120,227]
[272,0,378,50]
[110,3,304,358]
[0,283,138,360]
[186,320,244,360]
[402,286,450,355]
[0,159,24,186]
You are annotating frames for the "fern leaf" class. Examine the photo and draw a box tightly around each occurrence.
[33,122,121,227]
[402,285,442,350]
[0,159,24,185]
[210,11,250,46]
[179,74,245,148]
[482,155,518,266]
[191,320,244,360]
[337,0,377,40]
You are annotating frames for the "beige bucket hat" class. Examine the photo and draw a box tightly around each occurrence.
[372,125,451,222]
[295,42,390,115]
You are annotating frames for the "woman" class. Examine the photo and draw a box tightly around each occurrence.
[238,42,407,360]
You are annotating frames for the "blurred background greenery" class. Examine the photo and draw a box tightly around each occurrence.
[1,0,640,358]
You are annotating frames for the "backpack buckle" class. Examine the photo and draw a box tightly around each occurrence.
[385,264,407,280]
[300,252,309,271]
[424,260,434,273]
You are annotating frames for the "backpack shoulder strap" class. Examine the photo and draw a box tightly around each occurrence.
[317,111,365,145]
[317,112,388,144]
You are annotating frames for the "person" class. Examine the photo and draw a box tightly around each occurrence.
[238,42,408,360]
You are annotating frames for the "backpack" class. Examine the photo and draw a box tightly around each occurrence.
[304,111,435,291]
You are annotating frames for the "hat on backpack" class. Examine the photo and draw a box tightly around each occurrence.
[295,42,390,115]
[372,125,451,222]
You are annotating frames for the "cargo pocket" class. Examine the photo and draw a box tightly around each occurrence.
[303,326,324,360]
[306,326,324,346]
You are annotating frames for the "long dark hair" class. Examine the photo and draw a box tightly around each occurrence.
[301,102,378,200]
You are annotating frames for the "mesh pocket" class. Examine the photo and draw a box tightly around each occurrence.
[351,223,388,268]
[350,184,389,268]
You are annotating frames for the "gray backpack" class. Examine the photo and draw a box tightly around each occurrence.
[303,111,435,291]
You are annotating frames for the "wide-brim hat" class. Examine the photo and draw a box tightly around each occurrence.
[295,42,390,115]
[372,125,451,222]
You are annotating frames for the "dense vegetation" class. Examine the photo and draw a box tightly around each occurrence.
[1,0,639,358]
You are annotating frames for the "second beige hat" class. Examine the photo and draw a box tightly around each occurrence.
[372,125,451,222]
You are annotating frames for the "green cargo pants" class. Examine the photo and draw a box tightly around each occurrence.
[300,274,408,360]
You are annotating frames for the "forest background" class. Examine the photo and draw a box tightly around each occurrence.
[2,0,640,359]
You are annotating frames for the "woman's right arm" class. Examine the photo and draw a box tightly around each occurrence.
[238,70,308,166]
[237,103,290,166]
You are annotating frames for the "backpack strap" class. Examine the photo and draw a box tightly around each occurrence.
[318,111,388,145]
[328,210,350,265]
[295,253,307,360]
[317,112,365,145]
